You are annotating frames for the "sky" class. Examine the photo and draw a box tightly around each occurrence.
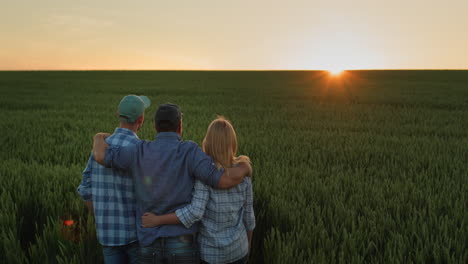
[1,0,467,70]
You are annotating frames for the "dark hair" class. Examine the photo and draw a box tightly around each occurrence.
[155,120,179,132]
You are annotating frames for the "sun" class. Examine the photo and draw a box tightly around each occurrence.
[327,67,345,76]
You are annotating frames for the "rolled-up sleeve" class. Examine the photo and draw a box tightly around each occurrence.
[175,180,210,228]
[77,153,93,201]
[103,144,137,171]
[189,145,223,188]
[243,178,256,231]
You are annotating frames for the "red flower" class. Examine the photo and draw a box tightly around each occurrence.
[63,220,74,226]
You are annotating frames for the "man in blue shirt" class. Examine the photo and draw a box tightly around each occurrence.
[93,103,251,264]
[77,95,151,264]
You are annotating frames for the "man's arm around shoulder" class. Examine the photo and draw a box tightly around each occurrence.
[217,162,252,189]
[189,144,252,189]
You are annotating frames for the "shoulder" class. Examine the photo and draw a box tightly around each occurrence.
[120,138,141,147]
[181,140,199,148]
[121,140,145,152]
[104,133,121,145]
[108,134,142,147]
[128,136,142,144]
[180,140,204,154]
[132,139,146,147]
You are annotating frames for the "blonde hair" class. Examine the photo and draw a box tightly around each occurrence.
[202,117,250,169]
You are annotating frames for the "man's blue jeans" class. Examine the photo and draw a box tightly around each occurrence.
[102,241,139,264]
[139,234,199,264]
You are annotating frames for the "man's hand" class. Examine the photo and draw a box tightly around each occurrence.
[239,162,252,177]
[141,212,181,227]
[141,212,160,228]
[94,132,111,139]
[217,162,252,189]
[93,133,110,165]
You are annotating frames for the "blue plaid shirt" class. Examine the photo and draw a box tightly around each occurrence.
[77,127,140,246]
[175,177,255,264]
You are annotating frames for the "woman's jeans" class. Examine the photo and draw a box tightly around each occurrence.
[139,234,199,264]
[102,241,139,264]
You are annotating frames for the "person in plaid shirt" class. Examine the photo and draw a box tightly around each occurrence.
[77,95,150,264]
[141,117,255,264]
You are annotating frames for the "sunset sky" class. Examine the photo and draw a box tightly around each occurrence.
[1,0,467,70]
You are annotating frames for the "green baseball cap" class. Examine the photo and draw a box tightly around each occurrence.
[118,95,151,123]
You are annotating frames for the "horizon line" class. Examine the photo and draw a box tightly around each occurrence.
[1,68,468,72]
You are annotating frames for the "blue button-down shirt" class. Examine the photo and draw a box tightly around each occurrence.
[175,177,255,263]
[104,132,224,246]
[77,127,140,246]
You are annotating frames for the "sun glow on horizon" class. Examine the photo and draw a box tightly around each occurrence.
[327,67,345,76]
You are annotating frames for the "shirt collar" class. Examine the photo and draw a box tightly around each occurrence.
[114,127,139,139]
[155,132,181,141]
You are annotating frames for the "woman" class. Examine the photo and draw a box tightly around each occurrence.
[141,117,255,264]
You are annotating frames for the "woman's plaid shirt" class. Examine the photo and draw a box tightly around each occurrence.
[176,177,255,263]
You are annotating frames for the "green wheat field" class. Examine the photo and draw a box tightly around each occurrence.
[0,70,467,263]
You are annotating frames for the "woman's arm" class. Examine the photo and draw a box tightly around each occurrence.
[141,180,210,228]
[141,212,180,227]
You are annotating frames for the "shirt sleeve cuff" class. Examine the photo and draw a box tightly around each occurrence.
[244,220,256,231]
[175,208,192,228]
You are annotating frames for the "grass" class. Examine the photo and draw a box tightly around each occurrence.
[0,70,467,263]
